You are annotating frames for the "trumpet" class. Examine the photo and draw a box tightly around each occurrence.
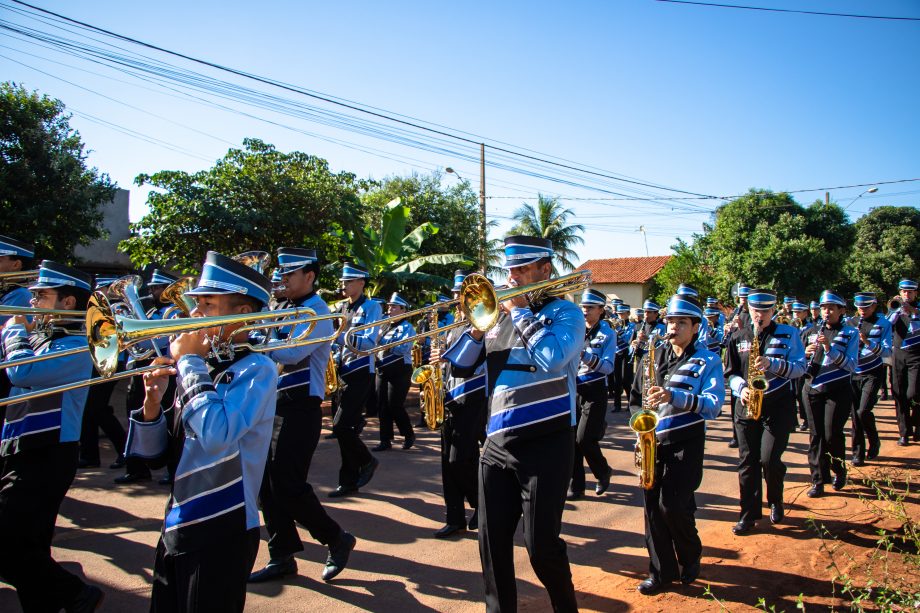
[343,270,592,355]
[887,297,903,312]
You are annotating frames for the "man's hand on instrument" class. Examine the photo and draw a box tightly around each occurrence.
[804,343,817,358]
[739,386,751,406]
[646,385,671,406]
[142,356,177,420]
[754,356,770,371]
[170,331,210,359]
[4,314,33,332]
[817,332,830,351]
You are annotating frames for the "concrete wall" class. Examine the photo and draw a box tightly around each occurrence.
[74,188,132,269]
[592,282,648,312]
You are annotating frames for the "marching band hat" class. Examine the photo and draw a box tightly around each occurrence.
[635,308,645,316]
[451,270,467,293]
[747,289,777,310]
[665,294,703,321]
[579,288,607,307]
[677,283,698,297]
[791,302,808,312]
[783,296,796,305]
[853,292,877,308]
[270,269,282,284]
[809,300,820,309]
[610,297,623,306]
[387,292,410,309]
[94,274,119,289]
[340,262,370,281]
[149,269,179,286]
[371,297,387,306]
[643,299,660,312]
[706,297,718,306]
[616,304,631,314]
[0,235,34,259]
[185,251,272,306]
[277,247,319,274]
[818,290,846,307]
[737,285,751,298]
[29,260,92,292]
[899,279,919,291]
[437,294,451,303]
[502,235,553,269]
[704,307,721,317]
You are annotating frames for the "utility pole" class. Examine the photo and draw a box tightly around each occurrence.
[479,143,487,273]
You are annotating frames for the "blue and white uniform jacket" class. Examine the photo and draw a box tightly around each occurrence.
[0,286,31,325]
[271,292,333,403]
[889,305,920,355]
[849,314,892,376]
[803,322,858,392]
[619,321,636,358]
[577,319,616,392]
[124,351,277,554]
[376,320,415,374]
[443,325,486,414]
[696,316,713,350]
[705,324,725,353]
[443,298,584,446]
[1,326,93,456]
[724,322,806,425]
[334,295,382,377]
[628,341,724,445]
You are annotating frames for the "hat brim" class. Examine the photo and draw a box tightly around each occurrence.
[28,281,66,290]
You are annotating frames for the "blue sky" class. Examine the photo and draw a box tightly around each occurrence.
[3,0,918,265]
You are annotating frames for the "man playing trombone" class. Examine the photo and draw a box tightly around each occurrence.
[0,235,34,409]
[0,260,104,611]
[249,248,357,584]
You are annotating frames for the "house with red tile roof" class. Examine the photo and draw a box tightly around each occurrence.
[575,256,671,312]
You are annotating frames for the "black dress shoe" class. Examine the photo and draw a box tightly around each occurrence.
[68,584,104,613]
[913,431,920,443]
[328,485,358,498]
[355,457,379,488]
[732,520,756,535]
[108,454,126,469]
[322,532,356,582]
[566,490,583,501]
[897,437,908,447]
[372,442,392,452]
[770,504,784,525]
[680,560,700,584]
[851,456,865,467]
[807,484,824,498]
[78,458,100,469]
[468,509,478,530]
[402,432,416,450]
[728,438,739,449]
[595,467,612,495]
[833,475,847,491]
[434,523,466,538]
[248,557,297,583]
[798,422,809,432]
[114,472,151,485]
[636,577,668,595]
[867,442,881,460]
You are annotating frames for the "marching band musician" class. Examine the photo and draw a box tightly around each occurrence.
[0,260,104,611]
[778,296,796,320]
[848,292,892,465]
[724,284,752,449]
[568,288,615,500]
[124,251,278,612]
[329,262,381,497]
[809,300,822,326]
[628,294,724,595]
[372,292,416,452]
[269,268,285,309]
[676,284,708,348]
[703,307,724,354]
[889,278,920,445]
[435,270,486,539]
[250,248,356,585]
[791,302,814,432]
[802,291,858,497]
[723,289,806,535]
[616,303,636,403]
[630,299,667,367]
[608,300,630,412]
[706,297,726,331]
[439,236,583,612]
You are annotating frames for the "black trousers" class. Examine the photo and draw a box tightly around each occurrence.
[795,378,808,424]
[643,435,705,584]
[608,352,626,406]
[735,416,791,522]
[571,384,610,495]
[891,349,920,438]
[376,363,414,443]
[259,396,342,559]
[441,405,481,526]
[479,428,577,613]
[803,382,852,484]
[0,443,86,612]
[150,527,259,613]
[333,369,373,487]
[79,376,127,463]
[850,370,882,459]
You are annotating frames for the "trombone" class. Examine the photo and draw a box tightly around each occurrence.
[0,269,38,290]
[342,270,592,356]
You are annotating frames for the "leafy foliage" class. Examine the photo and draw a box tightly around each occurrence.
[507,194,585,273]
[0,82,116,262]
[844,206,920,299]
[651,237,717,305]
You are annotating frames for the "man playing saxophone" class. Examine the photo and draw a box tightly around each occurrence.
[723,290,806,535]
[627,293,724,596]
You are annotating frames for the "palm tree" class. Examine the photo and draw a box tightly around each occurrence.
[507,194,585,273]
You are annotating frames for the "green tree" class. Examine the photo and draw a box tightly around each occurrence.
[0,82,116,262]
[507,194,585,273]
[843,206,920,298]
[342,198,471,303]
[651,237,717,305]
[122,139,365,290]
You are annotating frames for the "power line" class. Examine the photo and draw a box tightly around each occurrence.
[653,0,920,22]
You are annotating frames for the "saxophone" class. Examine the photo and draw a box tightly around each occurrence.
[745,327,768,420]
[629,331,668,490]
[411,310,444,430]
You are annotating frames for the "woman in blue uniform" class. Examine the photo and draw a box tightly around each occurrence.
[373,292,416,451]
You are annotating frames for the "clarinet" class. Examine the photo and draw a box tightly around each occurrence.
[805,322,829,381]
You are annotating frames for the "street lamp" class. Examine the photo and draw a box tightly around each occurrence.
[844,186,879,211]
[445,167,463,181]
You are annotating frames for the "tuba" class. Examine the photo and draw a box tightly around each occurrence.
[412,310,444,430]
[745,328,768,420]
[629,331,670,490]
